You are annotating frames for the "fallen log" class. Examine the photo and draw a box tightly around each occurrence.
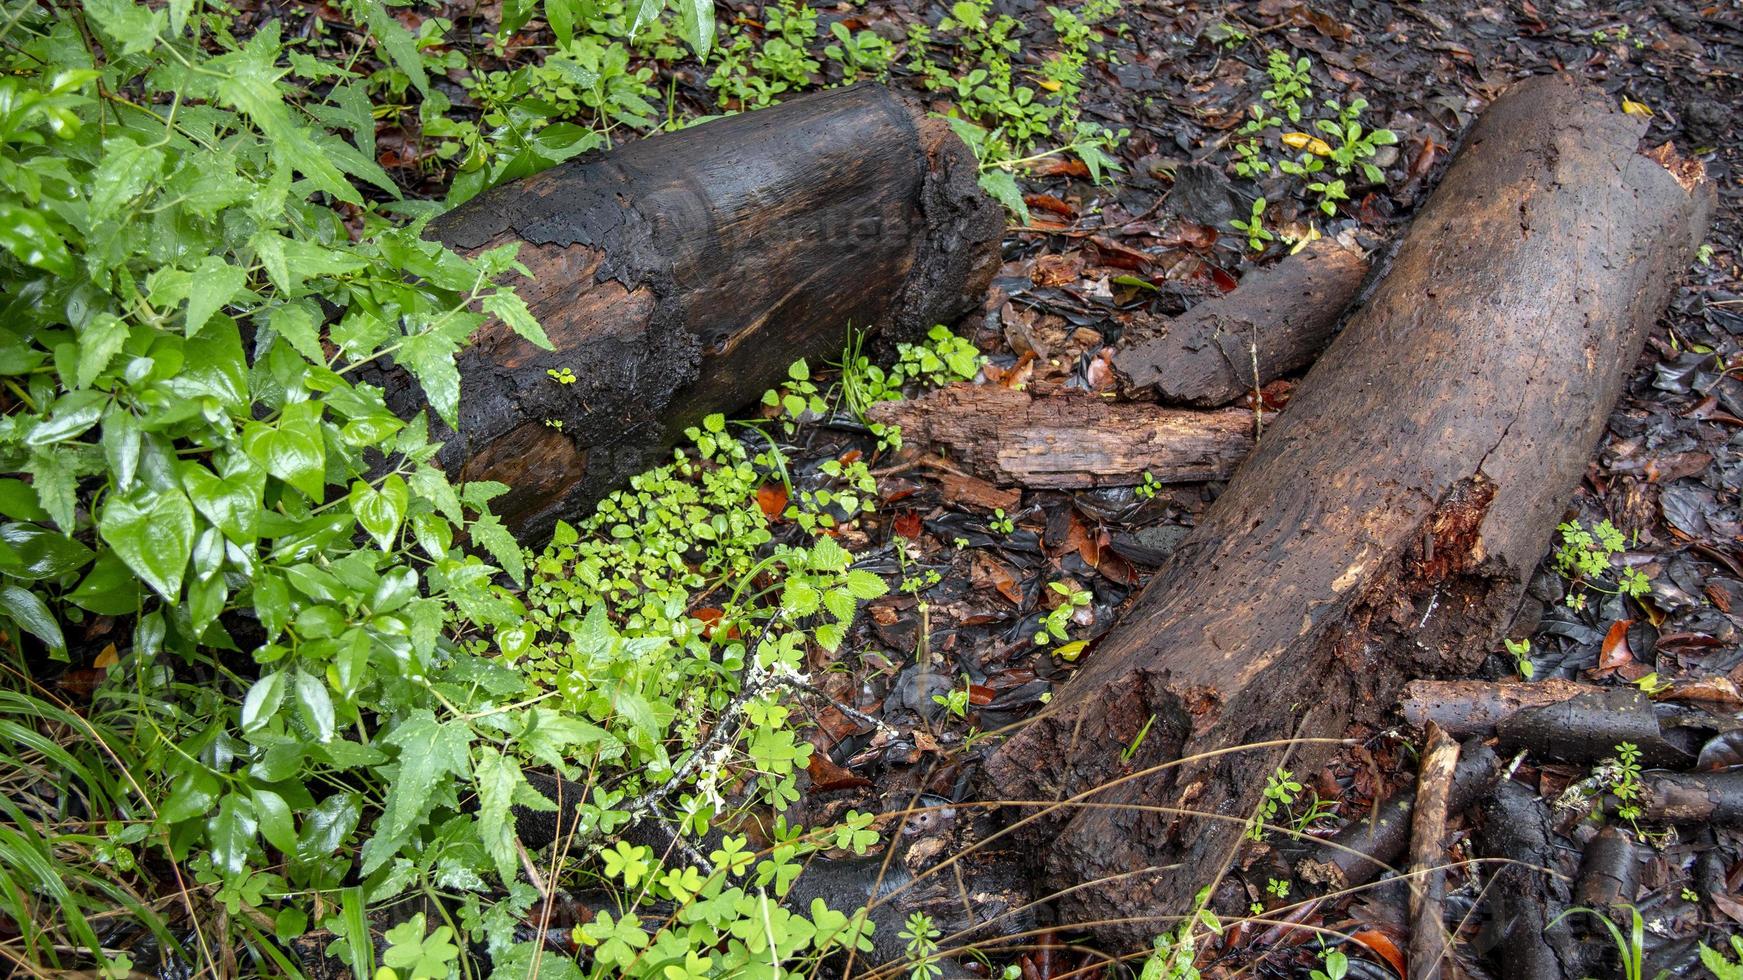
[1572,826,1639,912]
[1295,739,1500,892]
[1407,726,1459,980]
[1476,780,1586,980]
[1114,239,1369,406]
[1636,771,1743,824]
[1400,679,1695,767]
[867,384,1254,489]
[383,84,1001,537]
[978,74,1712,945]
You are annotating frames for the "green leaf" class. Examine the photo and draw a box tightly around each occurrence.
[98,487,196,600]
[208,793,258,876]
[68,552,141,615]
[90,136,165,215]
[242,401,326,501]
[295,792,361,862]
[680,0,716,59]
[977,169,1028,224]
[0,522,93,581]
[252,787,297,855]
[473,745,522,884]
[362,710,473,874]
[241,671,288,734]
[269,301,325,364]
[185,256,248,338]
[182,461,266,543]
[23,450,77,532]
[253,571,292,641]
[845,569,889,600]
[468,512,524,585]
[362,0,429,95]
[0,585,65,656]
[481,290,553,350]
[293,670,336,743]
[83,0,165,53]
[350,475,408,551]
[160,768,220,825]
[0,206,73,277]
[76,313,130,388]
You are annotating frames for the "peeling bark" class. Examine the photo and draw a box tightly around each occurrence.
[379,85,1001,538]
[867,384,1255,489]
[978,74,1714,945]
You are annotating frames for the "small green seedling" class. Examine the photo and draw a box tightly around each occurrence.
[1231,197,1274,252]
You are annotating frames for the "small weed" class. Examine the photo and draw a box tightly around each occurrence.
[1247,767,1302,841]
[1135,470,1160,500]
[1266,877,1290,899]
[1310,946,1349,980]
[900,912,944,980]
[546,366,577,384]
[932,678,972,719]
[989,508,1016,535]
[1554,518,1649,610]
[1231,197,1275,252]
[1605,741,1645,826]
[1035,580,1092,647]
[1139,886,1221,980]
[1702,935,1743,979]
[1505,637,1535,680]
[1549,905,1664,980]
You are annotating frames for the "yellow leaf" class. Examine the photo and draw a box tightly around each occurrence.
[1053,640,1087,662]
[1621,98,1653,117]
[1281,132,1333,156]
[94,643,119,669]
[1038,78,1062,92]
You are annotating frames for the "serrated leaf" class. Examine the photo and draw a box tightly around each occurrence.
[845,569,888,600]
[978,169,1028,224]
[362,710,472,874]
[468,512,524,585]
[76,313,130,388]
[481,290,553,350]
[473,745,522,884]
[185,255,248,338]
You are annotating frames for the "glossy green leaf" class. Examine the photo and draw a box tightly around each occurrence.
[98,487,196,600]
[349,475,408,551]
[293,670,335,743]
[243,402,326,501]
[241,671,288,734]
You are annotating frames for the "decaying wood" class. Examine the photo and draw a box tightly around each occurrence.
[1637,771,1743,824]
[1477,781,1586,980]
[1573,826,1639,912]
[1401,679,1694,767]
[385,84,1000,538]
[867,384,1254,489]
[1406,725,1459,980]
[977,74,1713,944]
[1114,239,1369,407]
[1296,739,1499,892]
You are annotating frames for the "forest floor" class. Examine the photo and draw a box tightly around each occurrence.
[644,0,1743,976]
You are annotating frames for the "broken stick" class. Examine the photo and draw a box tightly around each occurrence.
[1407,725,1459,980]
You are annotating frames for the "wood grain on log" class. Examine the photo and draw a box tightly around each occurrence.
[1406,725,1459,980]
[388,85,1001,538]
[978,74,1713,944]
[867,384,1254,488]
[1114,239,1369,406]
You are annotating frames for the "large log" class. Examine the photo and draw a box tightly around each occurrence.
[978,75,1712,943]
[391,85,1001,537]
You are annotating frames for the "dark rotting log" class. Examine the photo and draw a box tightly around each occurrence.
[1113,239,1369,407]
[1573,826,1639,912]
[388,84,1001,538]
[1407,725,1459,980]
[866,384,1255,489]
[1637,771,1743,824]
[1401,679,1694,767]
[978,74,1713,945]
[1475,780,1586,980]
[1296,739,1500,892]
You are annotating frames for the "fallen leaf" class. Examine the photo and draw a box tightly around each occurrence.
[1032,252,1085,287]
[806,748,872,792]
[1349,929,1406,977]
[1595,619,1635,673]
[1658,677,1743,709]
[1023,194,1076,219]
[893,511,923,540]
[757,483,788,519]
[1621,97,1653,117]
[1281,131,1333,156]
[94,642,119,669]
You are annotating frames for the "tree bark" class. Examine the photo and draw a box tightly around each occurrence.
[1400,679,1694,767]
[868,384,1255,489]
[977,74,1713,945]
[1114,239,1369,406]
[397,84,1001,538]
